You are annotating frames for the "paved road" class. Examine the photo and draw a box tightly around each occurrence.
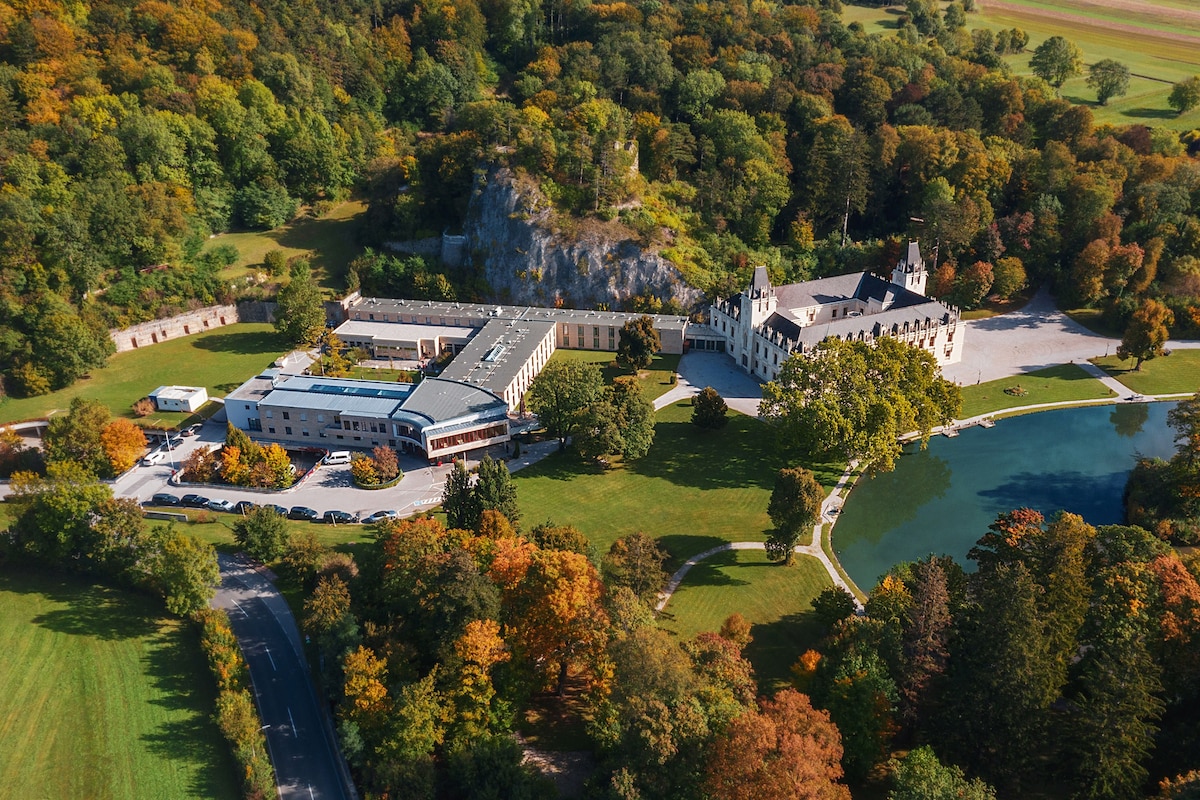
[214,553,352,800]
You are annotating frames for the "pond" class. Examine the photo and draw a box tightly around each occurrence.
[833,402,1179,592]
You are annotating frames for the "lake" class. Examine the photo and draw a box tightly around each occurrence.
[832,402,1179,591]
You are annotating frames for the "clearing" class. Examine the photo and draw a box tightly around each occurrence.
[0,324,289,426]
[958,363,1116,418]
[0,569,239,800]
[545,349,682,402]
[1093,350,1200,395]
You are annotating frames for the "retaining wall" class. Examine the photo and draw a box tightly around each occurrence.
[111,305,239,352]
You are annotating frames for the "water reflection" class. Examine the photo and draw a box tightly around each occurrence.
[833,403,1178,591]
[1110,403,1149,438]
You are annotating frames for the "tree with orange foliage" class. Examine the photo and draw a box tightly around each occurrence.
[705,689,850,800]
[449,618,510,742]
[100,418,147,474]
[341,645,390,734]
[493,544,608,695]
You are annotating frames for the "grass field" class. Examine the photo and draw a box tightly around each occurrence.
[546,349,682,402]
[841,0,1200,129]
[658,548,829,690]
[0,569,239,800]
[958,363,1116,418]
[1093,349,1200,395]
[203,200,367,294]
[514,400,842,569]
[0,324,289,426]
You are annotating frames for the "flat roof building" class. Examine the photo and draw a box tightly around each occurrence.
[150,385,208,413]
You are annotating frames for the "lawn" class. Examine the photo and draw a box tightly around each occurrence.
[514,400,843,569]
[0,324,289,426]
[546,349,682,402]
[174,510,370,551]
[658,548,830,690]
[958,363,1115,419]
[1093,350,1200,396]
[840,1,1200,129]
[0,569,239,800]
[203,199,367,294]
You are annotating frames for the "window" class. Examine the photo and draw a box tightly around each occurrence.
[300,413,307,422]
[302,429,310,437]
[265,410,273,419]
[244,404,250,410]
[268,427,275,434]
[831,309,837,319]
[282,411,290,420]
[352,421,360,431]
[317,414,325,423]
[593,327,600,348]
[248,419,262,432]
[285,426,292,435]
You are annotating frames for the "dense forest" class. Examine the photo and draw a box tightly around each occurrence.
[3,0,1200,396]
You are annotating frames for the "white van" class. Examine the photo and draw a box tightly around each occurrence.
[323,451,352,465]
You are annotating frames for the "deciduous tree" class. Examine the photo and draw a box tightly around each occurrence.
[602,532,668,604]
[305,574,352,635]
[44,396,110,477]
[273,260,325,345]
[1029,36,1083,89]
[691,386,729,430]
[888,746,996,800]
[100,418,148,474]
[1168,76,1200,114]
[767,466,824,565]
[1087,59,1131,106]
[615,315,660,372]
[1118,298,1174,370]
[233,506,290,562]
[526,359,604,450]
[148,526,220,616]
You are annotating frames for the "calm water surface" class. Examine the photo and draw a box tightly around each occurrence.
[833,402,1178,591]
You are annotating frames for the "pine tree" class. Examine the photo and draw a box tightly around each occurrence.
[474,455,520,529]
[441,460,479,530]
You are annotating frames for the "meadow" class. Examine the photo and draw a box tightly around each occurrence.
[958,363,1116,418]
[0,570,239,800]
[0,324,289,426]
[1093,349,1200,395]
[841,0,1200,129]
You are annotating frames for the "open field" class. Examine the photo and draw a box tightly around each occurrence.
[0,324,289,426]
[515,401,842,569]
[1093,350,1200,395]
[0,569,239,800]
[658,548,829,690]
[958,363,1116,418]
[842,0,1200,128]
[546,349,682,402]
[203,200,367,294]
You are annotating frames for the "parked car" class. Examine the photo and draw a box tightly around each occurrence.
[207,498,236,513]
[288,506,319,521]
[361,510,399,524]
[263,504,288,516]
[142,448,167,466]
[181,423,202,437]
[323,510,357,524]
[148,492,180,506]
[180,493,210,507]
[323,451,352,465]
[162,434,183,448]
[233,500,257,515]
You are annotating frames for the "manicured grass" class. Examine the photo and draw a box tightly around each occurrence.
[1093,350,1200,396]
[204,200,367,294]
[0,324,289,425]
[958,363,1115,419]
[1063,307,1123,338]
[160,510,370,551]
[547,349,682,402]
[514,401,843,569]
[658,548,830,690]
[840,1,1200,129]
[0,569,239,800]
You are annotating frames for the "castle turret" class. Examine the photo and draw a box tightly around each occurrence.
[742,265,777,327]
[892,241,928,296]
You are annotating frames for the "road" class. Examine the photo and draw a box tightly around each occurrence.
[214,553,352,800]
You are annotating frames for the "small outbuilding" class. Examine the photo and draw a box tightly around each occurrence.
[149,385,209,413]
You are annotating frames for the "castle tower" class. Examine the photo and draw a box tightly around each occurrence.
[742,265,777,327]
[892,241,928,296]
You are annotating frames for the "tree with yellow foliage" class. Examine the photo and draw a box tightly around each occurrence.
[100,418,147,474]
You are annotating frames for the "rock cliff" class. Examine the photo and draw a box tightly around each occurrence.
[462,168,702,310]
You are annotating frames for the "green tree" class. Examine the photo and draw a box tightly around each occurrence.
[442,460,481,530]
[602,533,668,604]
[43,396,111,477]
[233,506,290,562]
[760,337,961,474]
[766,466,824,565]
[474,455,520,528]
[304,574,352,635]
[1118,298,1174,371]
[8,461,114,564]
[274,260,325,345]
[888,746,996,800]
[1168,76,1200,114]
[812,587,859,630]
[525,359,605,451]
[691,386,729,430]
[263,248,288,276]
[1086,59,1131,106]
[148,527,220,616]
[1029,36,1084,89]
[615,315,661,372]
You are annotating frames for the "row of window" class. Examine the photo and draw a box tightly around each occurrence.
[264,409,328,423]
[560,324,617,349]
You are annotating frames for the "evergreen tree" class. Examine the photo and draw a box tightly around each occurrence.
[274,261,326,345]
[474,455,520,529]
[691,386,729,430]
[442,460,480,530]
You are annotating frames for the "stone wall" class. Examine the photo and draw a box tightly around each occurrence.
[235,300,278,324]
[111,304,239,352]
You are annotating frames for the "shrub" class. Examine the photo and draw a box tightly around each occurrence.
[133,397,155,417]
[692,386,729,430]
[233,506,290,562]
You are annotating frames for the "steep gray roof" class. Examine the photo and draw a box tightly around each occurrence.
[393,378,508,425]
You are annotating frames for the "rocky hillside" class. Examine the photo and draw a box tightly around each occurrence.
[463,169,702,311]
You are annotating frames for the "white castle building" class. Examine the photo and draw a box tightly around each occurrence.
[709,242,963,382]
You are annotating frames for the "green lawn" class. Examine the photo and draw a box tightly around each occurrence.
[204,200,367,294]
[174,510,370,551]
[840,1,1200,130]
[658,548,830,690]
[0,324,289,425]
[546,349,682,402]
[0,569,239,800]
[958,364,1115,419]
[1093,350,1200,396]
[515,401,842,569]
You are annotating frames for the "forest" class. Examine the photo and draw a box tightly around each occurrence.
[2,0,1200,396]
